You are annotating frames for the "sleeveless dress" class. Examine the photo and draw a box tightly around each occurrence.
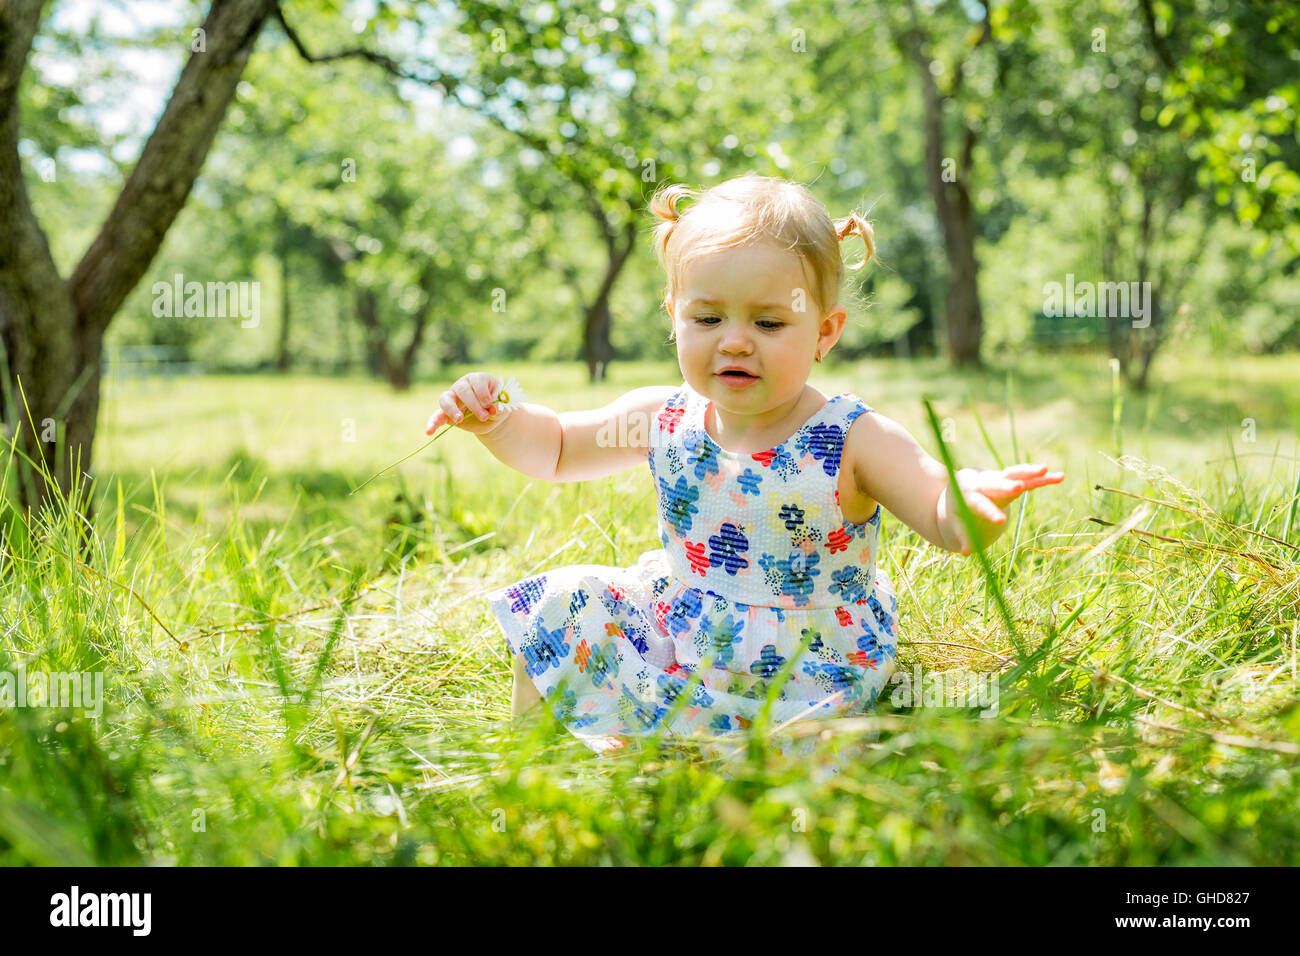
[486,382,901,756]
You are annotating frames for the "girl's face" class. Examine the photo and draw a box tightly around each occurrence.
[668,240,846,421]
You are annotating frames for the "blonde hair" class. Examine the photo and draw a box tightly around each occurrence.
[649,173,875,321]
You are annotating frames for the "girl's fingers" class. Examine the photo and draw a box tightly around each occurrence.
[452,381,489,421]
[438,391,465,425]
[425,410,446,435]
[1004,463,1066,486]
[1022,476,1064,490]
[1014,472,1065,491]
[963,474,1024,502]
[1003,463,1048,479]
[965,489,1007,524]
[471,375,500,418]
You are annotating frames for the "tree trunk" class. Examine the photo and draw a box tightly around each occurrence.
[944,168,984,367]
[276,246,291,371]
[355,289,399,386]
[0,0,277,518]
[584,299,613,383]
[354,287,430,391]
[582,219,637,383]
[923,114,983,367]
[902,12,985,368]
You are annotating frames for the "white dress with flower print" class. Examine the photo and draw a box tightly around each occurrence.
[486,382,900,754]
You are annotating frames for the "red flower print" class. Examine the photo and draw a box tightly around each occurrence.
[685,540,708,575]
[653,601,670,629]
[826,528,851,554]
[607,584,625,602]
[835,606,853,627]
[605,622,625,640]
[735,716,752,729]
[752,450,776,468]
[847,650,868,666]
[576,639,591,672]
[658,406,685,434]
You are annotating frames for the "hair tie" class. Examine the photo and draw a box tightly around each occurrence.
[834,212,876,271]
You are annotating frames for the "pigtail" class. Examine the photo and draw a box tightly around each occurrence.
[649,183,701,322]
[650,183,697,223]
[834,211,876,271]
[649,183,698,261]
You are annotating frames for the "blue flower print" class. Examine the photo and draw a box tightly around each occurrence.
[802,659,864,694]
[688,681,716,709]
[856,626,881,657]
[568,588,589,617]
[758,551,821,606]
[657,672,716,709]
[749,644,787,679]
[778,503,806,531]
[666,589,703,637]
[700,613,744,668]
[506,576,547,614]
[768,447,798,480]
[682,429,721,480]
[830,566,869,604]
[737,468,763,496]
[584,639,619,690]
[796,422,846,477]
[657,671,687,705]
[658,474,700,536]
[710,713,733,733]
[547,683,599,729]
[619,619,651,656]
[522,622,568,678]
[867,591,895,634]
[708,522,750,575]
[622,684,667,730]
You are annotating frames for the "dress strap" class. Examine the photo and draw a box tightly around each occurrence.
[837,393,875,429]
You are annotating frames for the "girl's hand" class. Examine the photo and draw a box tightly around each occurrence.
[946,463,1065,553]
[426,372,506,435]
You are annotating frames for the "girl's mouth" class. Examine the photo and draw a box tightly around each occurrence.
[716,369,759,389]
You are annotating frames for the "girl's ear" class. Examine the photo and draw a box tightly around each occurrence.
[818,304,849,354]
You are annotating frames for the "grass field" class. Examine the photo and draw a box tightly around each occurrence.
[2,352,1298,864]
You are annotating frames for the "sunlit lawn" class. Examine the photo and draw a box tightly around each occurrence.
[1,350,1297,864]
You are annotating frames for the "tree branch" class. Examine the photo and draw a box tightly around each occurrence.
[69,0,279,336]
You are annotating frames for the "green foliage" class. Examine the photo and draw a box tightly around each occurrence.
[2,358,1297,864]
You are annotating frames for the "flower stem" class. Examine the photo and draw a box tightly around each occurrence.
[349,424,455,496]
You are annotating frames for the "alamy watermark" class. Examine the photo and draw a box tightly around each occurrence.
[1042,273,1152,328]
[0,665,104,718]
[889,665,999,717]
[152,272,260,328]
[596,410,675,449]
[50,886,150,935]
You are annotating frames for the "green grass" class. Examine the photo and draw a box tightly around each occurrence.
[1,353,1298,864]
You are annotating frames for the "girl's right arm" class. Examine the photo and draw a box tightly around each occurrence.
[425,372,677,482]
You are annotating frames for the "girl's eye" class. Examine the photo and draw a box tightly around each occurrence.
[693,315,783,330]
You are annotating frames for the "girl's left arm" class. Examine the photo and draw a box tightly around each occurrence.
[841,412,1064,555]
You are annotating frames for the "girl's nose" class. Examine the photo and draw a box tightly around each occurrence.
[718,323,753,354]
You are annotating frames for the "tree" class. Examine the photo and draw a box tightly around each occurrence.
[0,0,279,515]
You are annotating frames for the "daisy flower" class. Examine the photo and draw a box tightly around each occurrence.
[494,376,526,414]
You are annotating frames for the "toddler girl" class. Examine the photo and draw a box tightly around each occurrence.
[425,174,1064,759]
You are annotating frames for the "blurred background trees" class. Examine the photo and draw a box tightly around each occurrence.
[4,0,1299,511]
